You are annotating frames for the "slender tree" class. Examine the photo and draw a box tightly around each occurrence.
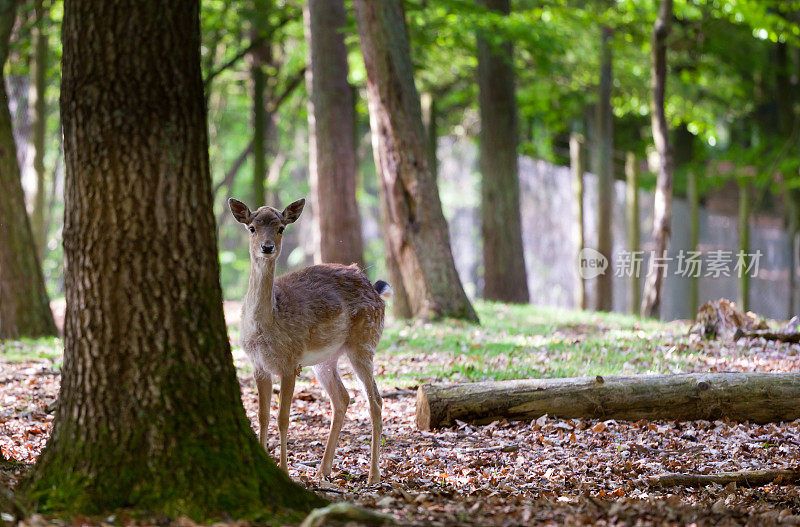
[25,0,321,518]
[570,134,587,310]
[250,26,267,206]
[0,0,57,340]
[641,0,674,318]
[353,0,478,322]
[30,0,49,256]
[304,0,364,267]
[595,26,614,312]
[476,0,529,303]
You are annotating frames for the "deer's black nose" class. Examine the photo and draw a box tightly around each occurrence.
[261,244,275,254]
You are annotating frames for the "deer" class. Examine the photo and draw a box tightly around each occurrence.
[228,197,391,485]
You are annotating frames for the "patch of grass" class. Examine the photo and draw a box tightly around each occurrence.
[376,301,694,384]
[0,337,63,365]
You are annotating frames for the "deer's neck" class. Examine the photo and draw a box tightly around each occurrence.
[245,258,276,326]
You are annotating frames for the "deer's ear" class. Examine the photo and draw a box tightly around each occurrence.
[282,198,305,224]
[228,198,252,224]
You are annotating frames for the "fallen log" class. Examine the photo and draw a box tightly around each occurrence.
[646,469,800,488]
[732,329,800,343]
[415,373,800,429]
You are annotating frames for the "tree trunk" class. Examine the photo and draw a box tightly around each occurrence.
[570,134,586,310]
[420,92,437,182]
[641,0,674,319]
[30,0,48,257]
[0,0,57,340]
[595,27,614,311]
[250,45,266,206]
[776,42,795,137]
[738,181,750,312]
[25,0,321,518]
[476,0,528,304]
[787,188,799,318]
[353,0,478,322]
[625,153,640,315]
[688,170,699,315]
[415,373,800,429]
[304,0,364,268]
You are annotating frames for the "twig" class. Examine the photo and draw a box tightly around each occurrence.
[300,503,393,527]
[462,444,519,454]
[646,469,800,488]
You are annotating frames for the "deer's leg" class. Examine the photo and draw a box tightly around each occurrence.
[256,373,273,450]
[278,372,296,473]
[348,350,383,485]
[313,356,349,479]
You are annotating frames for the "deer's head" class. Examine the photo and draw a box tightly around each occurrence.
[228,198,305,261]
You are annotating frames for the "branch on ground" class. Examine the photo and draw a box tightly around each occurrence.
[645,469,800,488]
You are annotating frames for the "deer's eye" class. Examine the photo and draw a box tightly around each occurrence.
[249,226,255,233]
[277,226,284,235]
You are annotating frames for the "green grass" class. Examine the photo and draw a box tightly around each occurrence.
[0,337,63,365]
[376,301,695,384]
[0,302,696,384]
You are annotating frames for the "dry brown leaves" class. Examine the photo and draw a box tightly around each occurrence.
[2,333,800,525]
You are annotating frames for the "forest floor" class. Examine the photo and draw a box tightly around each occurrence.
[1,301,800,525]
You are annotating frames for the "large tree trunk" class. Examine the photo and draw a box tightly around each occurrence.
[641,0,674,319]
[353,0,478,322]
[416,373,800,429]
[595,26,614,312]
[304,0,364,268]
[0,0,57,340]
[476,0,529,304]
[30,0,48,257]
[25,0,321,518]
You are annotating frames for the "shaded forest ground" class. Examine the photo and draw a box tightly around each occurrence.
[1,301,800,525]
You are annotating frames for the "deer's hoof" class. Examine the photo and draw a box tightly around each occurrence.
[367,472,381,486]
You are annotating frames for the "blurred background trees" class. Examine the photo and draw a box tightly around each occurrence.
[2,0,800,329]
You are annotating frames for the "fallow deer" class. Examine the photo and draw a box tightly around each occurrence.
[229,197,391,485]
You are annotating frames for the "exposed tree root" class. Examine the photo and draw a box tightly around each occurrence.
[299,502,393,527]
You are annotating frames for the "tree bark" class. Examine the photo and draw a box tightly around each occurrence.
[738,180,750,312]
[0,0,57,340]
[25,0,321,518]
[595,27,614,311]
[30,0,48,257]
[250,40,266,206]
[353,0,478,322]
[570,134,586,310]
[787,188,799,318]
[625,152,640,315]
[641,0,674,319]
[688,170,699,315]
[304,0,364,268]
[476,0,529,303]
[416,373,800,429]
[420,92,437,182]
